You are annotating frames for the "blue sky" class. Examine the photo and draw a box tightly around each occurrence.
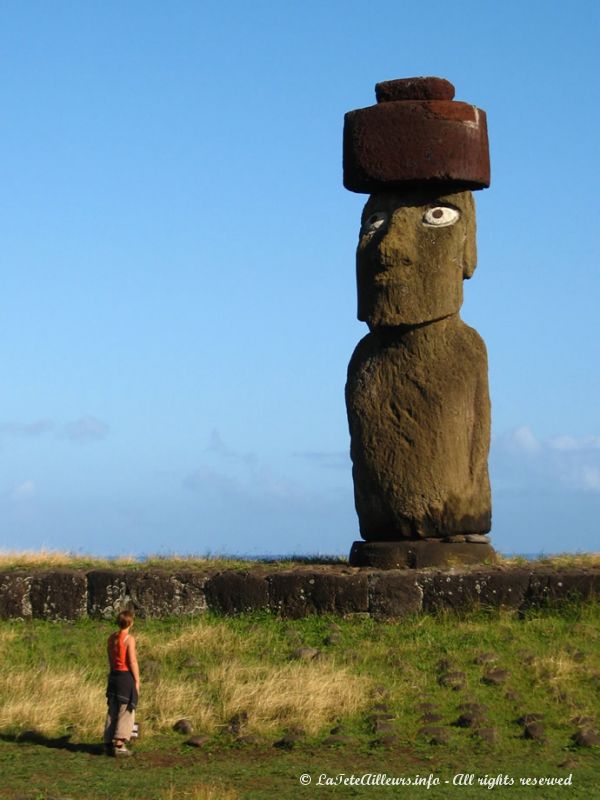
[0,1,598,556]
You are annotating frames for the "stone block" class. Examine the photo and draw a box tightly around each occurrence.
[368,571,422,618]
[88,570,210,619]
[30,571,87,621]
[0,572,32,619]
[268,570,369,618]
[350,540,496,569]
[524,569,600,608]
[204,570,269,614]
[421,569,530,612]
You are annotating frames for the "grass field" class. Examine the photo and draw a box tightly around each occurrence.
[0,599,599,799]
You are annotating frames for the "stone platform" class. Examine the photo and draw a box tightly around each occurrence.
[349,539,496,569]
[0,563,598,621]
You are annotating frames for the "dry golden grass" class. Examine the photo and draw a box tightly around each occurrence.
[208,660,366,735]
[162,784,238,800]
[0,668,104,735]
[0,619,370,739]
[499,552,600,569]
[530,652,582,701]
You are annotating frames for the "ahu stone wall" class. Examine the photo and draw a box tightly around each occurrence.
[1,565,599,621]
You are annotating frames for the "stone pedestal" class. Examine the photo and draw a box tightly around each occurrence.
[349,540,497,570]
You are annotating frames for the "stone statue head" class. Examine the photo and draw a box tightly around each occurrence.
[356,188,477,328]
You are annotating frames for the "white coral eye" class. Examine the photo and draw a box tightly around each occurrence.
[423,206,460,227]
[361,211,388,237]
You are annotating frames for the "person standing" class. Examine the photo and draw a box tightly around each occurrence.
[104,609,140,756]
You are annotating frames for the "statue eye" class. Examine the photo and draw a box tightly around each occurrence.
[361,211,388,237]
[423,206,460,227]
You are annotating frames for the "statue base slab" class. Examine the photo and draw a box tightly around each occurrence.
[349,539,497,570]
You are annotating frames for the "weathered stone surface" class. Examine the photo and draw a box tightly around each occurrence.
[572,728,600,747]
[87,570,208,618]
[0,572,32,619]
[525,569,600,607]
[344,92,490,193]
[347,249,491,540]
[367,571,422,617]
[351,541,496,569]
[421,569,529,612]
[30,571,87,621]
[290,646,320,661]
[439,671,466,691]
[204,570,268,614]
[375,77,455,103]
[481,668,508,686]
[523,721,546,742]
[173,719,193,735]
[268,569,368,618]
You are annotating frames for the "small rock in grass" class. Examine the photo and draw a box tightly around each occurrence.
[439,671,466,690]
[415,701,437,714]
[186,736,209,748]
[368,711,395,722]
[182,658,200,668]
[370,734,397,748]
[372,719,394,734]
[455,713,485,729]
[474,727,498,745]
[290,646,319,661]
[504,690,520,703]
[323,632,342,646]
[273,735,298,750]
[572,650,586,663]
[418,726,450,745]
[474,652,497,665]
[572,728,600,747]
[517,713,544,725]
[420,713,443,724]
[523,722,546,742]
[558,757,578,769]
[437,658,455,673]
[173,718,193,735]
[459,702,487,716]
[482,668,508,686]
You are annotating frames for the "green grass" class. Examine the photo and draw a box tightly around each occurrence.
[1,603,599,798]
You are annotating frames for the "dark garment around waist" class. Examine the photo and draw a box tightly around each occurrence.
[106,670,138,710]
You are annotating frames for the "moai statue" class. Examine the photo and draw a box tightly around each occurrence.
[343,77,495,568]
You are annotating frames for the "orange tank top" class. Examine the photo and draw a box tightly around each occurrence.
[108,630,129,671]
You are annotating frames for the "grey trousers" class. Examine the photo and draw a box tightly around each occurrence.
[104,698,136,743]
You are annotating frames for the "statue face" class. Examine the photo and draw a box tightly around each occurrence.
[356,189,477,327]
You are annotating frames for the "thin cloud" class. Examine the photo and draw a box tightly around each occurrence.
[0,419,54,437]
[11,480,35,500]
[61,416,110,442]
[492,426,600,494]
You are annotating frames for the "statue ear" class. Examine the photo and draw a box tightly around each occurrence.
[462,193,477,279]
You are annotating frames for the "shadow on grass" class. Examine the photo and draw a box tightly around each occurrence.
[0,730,105,755]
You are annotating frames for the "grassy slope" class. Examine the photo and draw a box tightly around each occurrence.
[1,604,599,799]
